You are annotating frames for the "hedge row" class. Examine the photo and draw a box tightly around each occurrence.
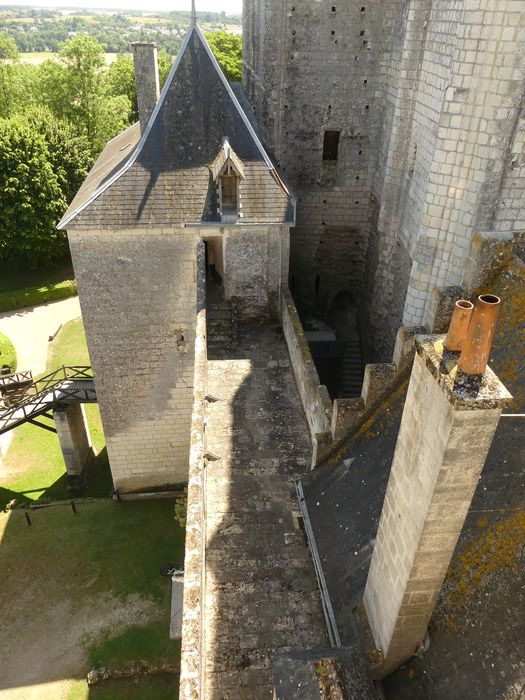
[0,279,77,314]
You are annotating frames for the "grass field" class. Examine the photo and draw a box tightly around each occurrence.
[0,331,16,372]
[0,500,184,698]
[0,317,112,509]
[19,51,119,65]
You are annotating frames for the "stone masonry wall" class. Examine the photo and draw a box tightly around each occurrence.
[179,304,207,700]
[280,286,332,463]
[368,0,525,354]
[364,346,507,675]
[244,0,398,319]
[68,228,199,492]
[244,0,525,360]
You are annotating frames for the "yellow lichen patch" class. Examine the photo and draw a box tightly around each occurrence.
[442,511,525,620]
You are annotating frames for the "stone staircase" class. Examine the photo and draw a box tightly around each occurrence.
[206,301,238,350]
[342,339,363,397]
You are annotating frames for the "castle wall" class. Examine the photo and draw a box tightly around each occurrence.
[68,228,199,492]
[68,225,287,490]
[243,0,398,328]
[244,0,525,360]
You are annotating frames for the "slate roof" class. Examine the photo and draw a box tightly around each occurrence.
[58,25,294,230]
[302,254,525,698]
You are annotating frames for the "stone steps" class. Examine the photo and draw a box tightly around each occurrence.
[342,340,363,397]
[207,302,238,349]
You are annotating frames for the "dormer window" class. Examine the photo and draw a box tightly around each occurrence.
[221,174,238,215]
[210,137,245,222]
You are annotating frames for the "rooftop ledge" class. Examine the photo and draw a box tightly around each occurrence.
[414,334,513,411]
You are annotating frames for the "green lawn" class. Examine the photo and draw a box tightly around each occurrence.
[0,500,184,698]
[0,316,184,695]
[0,317,113,509]
[46,316,91,370]
[0,330,16,372]
[0,261,77,313]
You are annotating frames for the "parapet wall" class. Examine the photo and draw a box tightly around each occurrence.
[281,286,366,465]
[179,306,207,700]
[281,287,332,437]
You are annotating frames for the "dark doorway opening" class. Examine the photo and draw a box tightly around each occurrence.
[204,239,224,305]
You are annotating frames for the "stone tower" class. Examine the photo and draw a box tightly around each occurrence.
[59,25,294,493]
[243,0,525,359]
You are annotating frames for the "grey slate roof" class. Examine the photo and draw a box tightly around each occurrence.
[58,25,294,230]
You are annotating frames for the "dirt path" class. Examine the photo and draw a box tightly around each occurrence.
[0,297,81,376]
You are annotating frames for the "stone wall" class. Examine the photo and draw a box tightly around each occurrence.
[369,0,525,351]
[244,0,398,319]
[363,338,510,676]
[68,222,288,489]
[244,0,525,360]
[179,304,208,700]
[68,228,199,492]
[191,225,289,321]
[280,286,332,464]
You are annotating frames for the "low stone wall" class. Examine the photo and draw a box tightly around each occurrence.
[179,306,207,700]
[280,286,333,465]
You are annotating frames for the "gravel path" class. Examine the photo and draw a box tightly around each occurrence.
[0,296,81,376]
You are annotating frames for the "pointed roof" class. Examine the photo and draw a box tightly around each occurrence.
[58,25,294,230]
[210,137,245,180]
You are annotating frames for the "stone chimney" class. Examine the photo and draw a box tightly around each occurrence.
[131,42,160,134]
[363,331,511,678]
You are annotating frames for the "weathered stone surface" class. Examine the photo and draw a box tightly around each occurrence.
[364,344,510,677]
[202,325,327,698]
[244,1,525,359]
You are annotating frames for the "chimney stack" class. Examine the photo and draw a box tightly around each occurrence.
[363,325,511,678]
[131,42,160,134]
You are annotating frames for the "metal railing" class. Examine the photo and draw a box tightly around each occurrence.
[0,366,95,434]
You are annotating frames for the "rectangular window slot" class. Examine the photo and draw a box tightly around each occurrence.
[323,130,340,161]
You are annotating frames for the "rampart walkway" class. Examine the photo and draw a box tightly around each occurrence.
[203,325,327,698]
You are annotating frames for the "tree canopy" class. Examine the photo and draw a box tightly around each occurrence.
[0,29,242,268]
[206,31,242,82]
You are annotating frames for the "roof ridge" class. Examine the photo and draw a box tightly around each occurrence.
[58,25,287,230]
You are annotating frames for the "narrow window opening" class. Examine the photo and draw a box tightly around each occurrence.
[331,30,335,36]
[221,175,238,215]
[361,6,366,12]
[363,79,368,84]
[360,30,365,36]
[331,5,336,12]
[365,104,369,110]
[323,130,340,161]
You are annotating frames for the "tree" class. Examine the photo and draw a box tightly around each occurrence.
[206,31,242,82]
[0,33,19,116]
[0,116,67,268]
[39,35,132,156]
[20,106,92,203]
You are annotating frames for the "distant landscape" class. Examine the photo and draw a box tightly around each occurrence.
[0,5,241,56]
